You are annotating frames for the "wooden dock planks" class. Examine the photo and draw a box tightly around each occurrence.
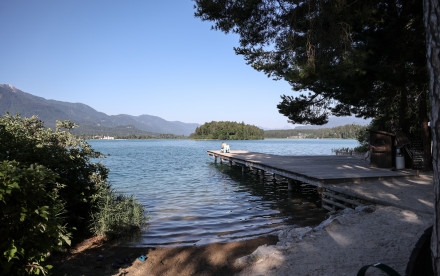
[207,150,419,211]
[207,150,415,186]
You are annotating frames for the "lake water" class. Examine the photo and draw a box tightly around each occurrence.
[88,139,359,247]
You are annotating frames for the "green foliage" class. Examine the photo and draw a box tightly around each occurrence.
[264,124,367,140]
[0,114,107,235]
[0,114,147,275]
[90,188,147,238]
[0,160,69,275]
[194,0,429,134]
[190,121,264,140]
[195,0,433,166]
[354,127,371,153]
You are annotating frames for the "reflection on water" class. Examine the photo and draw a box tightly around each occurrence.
[214,163,328,227]
[129,162,328,247]
[89,139,357,247]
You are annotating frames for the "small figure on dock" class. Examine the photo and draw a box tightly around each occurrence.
[363,150,370,161]
[363,144,376,162]
[221,142,230,153]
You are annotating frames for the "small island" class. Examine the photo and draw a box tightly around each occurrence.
[190,121,264,140]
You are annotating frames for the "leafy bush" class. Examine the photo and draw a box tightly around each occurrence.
[354,127,370,152]
[0,114,147,275]
[0,160,70,275]
[0,115,108,236]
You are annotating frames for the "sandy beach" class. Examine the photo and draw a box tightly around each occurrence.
[237,205,432,275]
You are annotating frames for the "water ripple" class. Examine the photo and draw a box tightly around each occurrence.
[89,139,358,246]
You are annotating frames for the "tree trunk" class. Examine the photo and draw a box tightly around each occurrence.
[423,0,440,274]
[420,90,432,170]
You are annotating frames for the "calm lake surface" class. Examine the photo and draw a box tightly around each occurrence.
[89,139,359,247]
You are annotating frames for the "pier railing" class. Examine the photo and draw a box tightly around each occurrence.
[334,150,365,158]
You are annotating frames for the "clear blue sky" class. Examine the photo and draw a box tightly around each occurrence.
[0,0,358,129]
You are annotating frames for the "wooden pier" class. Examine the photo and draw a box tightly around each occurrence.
[207,150,417,211]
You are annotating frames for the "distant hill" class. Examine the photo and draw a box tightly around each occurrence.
[0,84,199,136]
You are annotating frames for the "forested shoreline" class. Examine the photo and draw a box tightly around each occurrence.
[77,133,186,140]
[265,124,367,140]
[190,121,264,140]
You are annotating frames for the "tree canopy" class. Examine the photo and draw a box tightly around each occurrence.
[191,121,264,140]
[194,0,428,134]
[194,0,431,168]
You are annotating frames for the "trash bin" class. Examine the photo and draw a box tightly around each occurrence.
[396,148,405,169]
[369,130,395,168]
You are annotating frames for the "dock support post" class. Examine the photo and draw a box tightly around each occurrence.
[214,156,217,163]
[288,179,294,191]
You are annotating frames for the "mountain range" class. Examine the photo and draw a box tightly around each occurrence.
[0,84,199,136]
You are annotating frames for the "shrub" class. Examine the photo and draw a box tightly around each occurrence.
[90,187,147,238]
[0,115,108,236]
[0,114,147,275]
[0,160,70,275]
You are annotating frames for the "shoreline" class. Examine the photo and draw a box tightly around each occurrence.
[238,205,432,275]
[51,172,434,275]
[50,235,279,276]
[51,204,432,276]
[237,172,434,275]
